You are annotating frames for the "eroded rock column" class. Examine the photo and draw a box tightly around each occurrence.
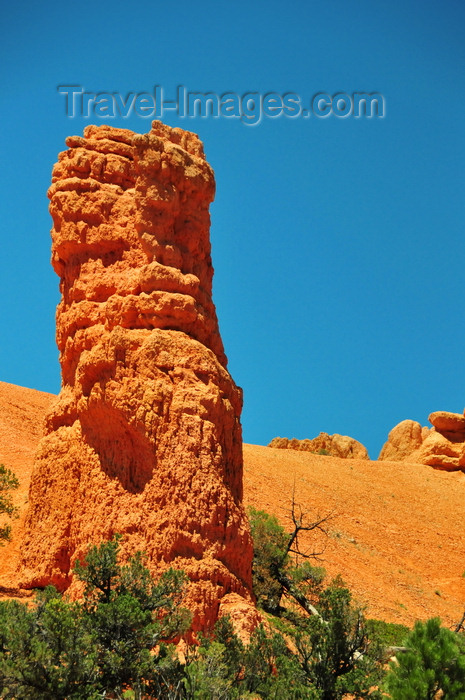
[20,122,254,630]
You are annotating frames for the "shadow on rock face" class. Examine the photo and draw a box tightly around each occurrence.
[80,403,155,493]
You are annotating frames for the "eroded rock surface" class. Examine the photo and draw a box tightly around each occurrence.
[428,411,465,436]
[268,432,369,459]
[379,410,465,471]
[19,122,254,631]
[378,420,429,461]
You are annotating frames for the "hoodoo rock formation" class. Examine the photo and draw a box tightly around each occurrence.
[379,410,465,471]
[19,122,254,630]
[268,433,369,459]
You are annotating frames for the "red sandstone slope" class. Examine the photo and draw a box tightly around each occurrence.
[0,381,55,590]
[243,444,465,628]
[0,380,464,628]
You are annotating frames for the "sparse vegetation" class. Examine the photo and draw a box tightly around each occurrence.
[365,619,410,649]
[0,535,190,699]
[0,464,19,542]
[0,503,461,698]
[248,504,385,699]
[384,618,465,699]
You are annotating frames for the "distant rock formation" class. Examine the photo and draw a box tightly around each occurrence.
[268,432,369,459]
[378,420,429,462]
[379,410,465,471]
[19,122,254,631]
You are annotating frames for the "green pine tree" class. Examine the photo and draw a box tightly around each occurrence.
[384,617,465,699]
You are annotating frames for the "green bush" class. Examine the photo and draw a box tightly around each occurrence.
[0,535,189,700]
[248,507,290,614]
[384,617,465,699]
[366,618,410,649]
[290,578,383,699]
[184,616,315,699]
[0,588,99,699]
[0,464,19,542]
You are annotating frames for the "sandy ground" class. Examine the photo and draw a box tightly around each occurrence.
[0,381,55,591]
[0,379,464,628]
[243,443,465,628]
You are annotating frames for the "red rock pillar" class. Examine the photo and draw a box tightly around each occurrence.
[20,122,254,630]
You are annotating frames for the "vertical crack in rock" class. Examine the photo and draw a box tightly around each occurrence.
[19,121,254,631]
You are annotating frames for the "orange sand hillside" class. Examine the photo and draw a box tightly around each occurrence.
[0,381,55,591]
[0,380,464,629]
[243,444,465,628]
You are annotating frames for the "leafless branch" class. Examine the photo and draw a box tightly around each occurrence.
[280,486,336,566]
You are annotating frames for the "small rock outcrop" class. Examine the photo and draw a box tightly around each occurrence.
[379,410,465,471]
[428,411,465,437]
[378,420,429,461]
[268,432,369,459]
[19,122,254,631]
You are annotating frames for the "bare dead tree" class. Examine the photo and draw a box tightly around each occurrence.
[282,490,335,565]
[256,490,375,674]
[269,489,336,621]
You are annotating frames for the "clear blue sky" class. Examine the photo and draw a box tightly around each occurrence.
[1,0,464,458]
